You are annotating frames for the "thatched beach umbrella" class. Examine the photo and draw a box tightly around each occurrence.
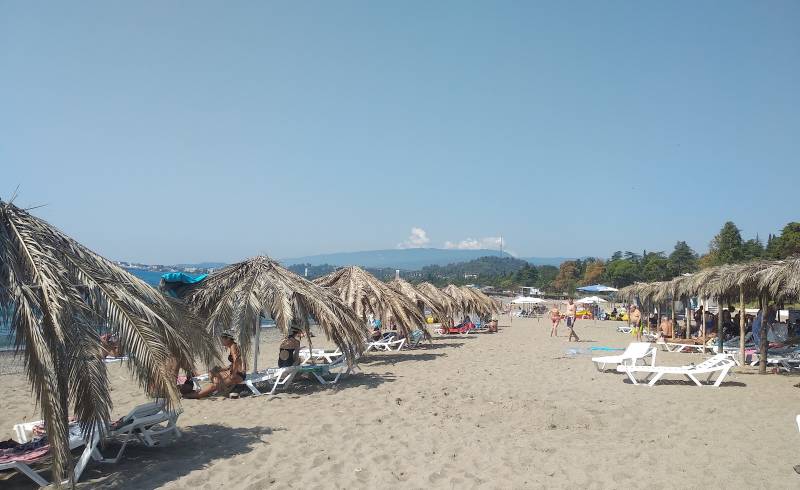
[186,257,369,371]
[459,285,500,317]
[314,266,426,338]
[0,200,207,482]
[388,277,447,322]
[416,282,457,318]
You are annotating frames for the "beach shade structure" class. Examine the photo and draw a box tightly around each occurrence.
[415,282,457,318]
[159,271,208,299]
[460,286,501,316]
[388,277,447,323]
[576,296,607,304]
[576,284,618,293]
[314,266,427,339]
[0,200,211,483]
[511,296,547,304]
[186,257,370,372]
[442,284,497,319]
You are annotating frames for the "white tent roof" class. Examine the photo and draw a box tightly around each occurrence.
[511,296,547,304]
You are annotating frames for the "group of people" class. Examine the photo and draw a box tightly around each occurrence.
[548,298,580,342]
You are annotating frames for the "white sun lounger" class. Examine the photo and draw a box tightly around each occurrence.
[365,338,406,352]
[6,401,180,486]
[617,324,633,334]
[656,339,707,353]
[299,348,343,364]
[103,356,129,363]
[592,342,656,371]
[244,366,300,396]
[616,354,735,387]
[1,423,98,488]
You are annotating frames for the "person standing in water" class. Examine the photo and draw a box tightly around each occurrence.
[565,298,580,342]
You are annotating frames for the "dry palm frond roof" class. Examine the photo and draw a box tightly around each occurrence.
[388,277,447,320]
[415,282,457,315]
[0,200,212,481]
[186,256,369,361]
[314,266,426,336]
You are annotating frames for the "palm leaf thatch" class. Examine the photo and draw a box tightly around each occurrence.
[388,277,447,321]
[617,282,660,303]
[441,284,495,317]
[757,257,800,301]
[459,285,500,316]
[185,257,369,363]
[0,201,206,483]
[415,282,457,317]
[314,266,426,337]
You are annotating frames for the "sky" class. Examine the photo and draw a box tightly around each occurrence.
[2,1,798,264]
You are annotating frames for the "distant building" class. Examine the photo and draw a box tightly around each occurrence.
[520,286,542,297]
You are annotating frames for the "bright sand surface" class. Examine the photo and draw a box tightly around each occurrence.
[1,316,799,488]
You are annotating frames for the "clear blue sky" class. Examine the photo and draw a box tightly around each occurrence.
[2,1,798,264]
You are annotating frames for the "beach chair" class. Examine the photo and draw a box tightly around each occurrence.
[299,348,343,364]
[243,366,300,396]
[615,354,735,387]
[103,356,129,363]
[365,337,406,352]
[591,342,656,371]
[656,339,707,353]
[298,355,355,385]
[6,401,180,486]
[617,324,632,334]
[1,425,100,488]
[404,329,426,348]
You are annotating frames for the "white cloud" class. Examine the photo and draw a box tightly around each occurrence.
[398,227,431,249]
[444,236,503,250]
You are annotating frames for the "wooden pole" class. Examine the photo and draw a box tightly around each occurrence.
[305,325,314,365]
[252,317,261,374]
[685,299,691,340]
[758,294,768,374]
[700,298,706,353]
[717,298,725,354]
[738,287,745,367]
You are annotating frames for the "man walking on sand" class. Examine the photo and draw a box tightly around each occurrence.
[565,298,580,342]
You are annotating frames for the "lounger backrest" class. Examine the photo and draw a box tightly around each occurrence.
[694,354,733,369]
[622,342,652,359]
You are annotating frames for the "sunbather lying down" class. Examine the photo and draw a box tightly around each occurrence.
[184,332,246,399]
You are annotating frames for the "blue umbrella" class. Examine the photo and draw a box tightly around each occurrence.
[576,284,618,293]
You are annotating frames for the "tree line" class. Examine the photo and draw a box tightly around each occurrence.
[286,221,799,294]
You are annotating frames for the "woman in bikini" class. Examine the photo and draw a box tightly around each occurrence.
[184,332,246,399]
[549,304,561,337]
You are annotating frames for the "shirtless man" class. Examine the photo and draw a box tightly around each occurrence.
[565,298,580,342]
[630,305,642,341]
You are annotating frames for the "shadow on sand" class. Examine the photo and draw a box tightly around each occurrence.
[0,424,278,489]
[360,352,444,367]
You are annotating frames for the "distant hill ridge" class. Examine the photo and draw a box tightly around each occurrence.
[281,248,570,270]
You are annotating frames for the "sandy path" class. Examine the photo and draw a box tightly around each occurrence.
[2,316,799,488]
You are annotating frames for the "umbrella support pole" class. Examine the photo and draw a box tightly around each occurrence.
[252,317,261,375]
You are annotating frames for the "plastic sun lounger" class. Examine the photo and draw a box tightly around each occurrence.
[103,356,129,363]
[1,426,100,488]
[656,340,707,353]
[591,342,657,371]
[298,355,356,385]
[299,348,343,364]
[243,366,300,396]
[616,354,735,387]
[7,401,180,486]
[617,325,633,334]
[365,338,406,352]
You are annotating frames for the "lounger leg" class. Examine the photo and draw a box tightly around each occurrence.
[646,372,664,386]
[685,373,703,386]
[623,368,640,385]
[12,462,50,487]
[246,379,264,396]
[713,367,731,387]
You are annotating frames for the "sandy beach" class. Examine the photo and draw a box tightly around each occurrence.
[2,315,798,489]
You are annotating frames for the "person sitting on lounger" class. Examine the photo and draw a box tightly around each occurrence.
[100,333,122,358]
[279,327,303,367]
[184,332,246,399]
